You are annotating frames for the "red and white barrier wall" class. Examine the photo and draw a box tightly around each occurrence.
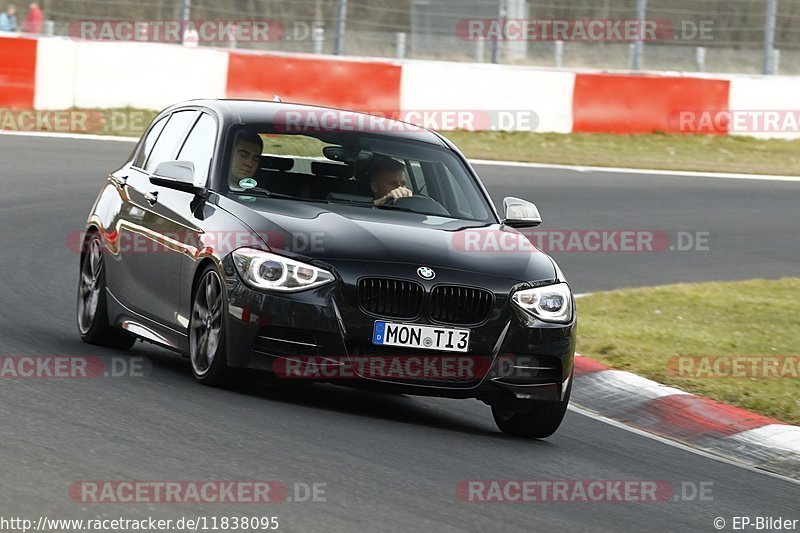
[2,33,800,138]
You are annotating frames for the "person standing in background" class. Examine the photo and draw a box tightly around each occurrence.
[0,5,19,31]
[21,1,40,34]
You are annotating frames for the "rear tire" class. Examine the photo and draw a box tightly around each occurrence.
[491,380,572,439]
[77,231,136,349]
[189,265,230,386]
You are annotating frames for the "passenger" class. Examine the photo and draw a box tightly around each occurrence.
[369,155,412,205]
[228,130,263,191]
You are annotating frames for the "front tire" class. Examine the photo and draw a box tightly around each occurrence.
[491,380,572,439]
[189,265,230,385]
[77,231,136,349]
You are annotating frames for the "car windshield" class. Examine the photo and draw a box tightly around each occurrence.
[222,124,495,223]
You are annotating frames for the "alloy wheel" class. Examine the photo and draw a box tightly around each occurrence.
[190,270,224,376]
[77,237,103,334]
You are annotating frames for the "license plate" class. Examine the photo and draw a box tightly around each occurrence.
[372,321,470,353]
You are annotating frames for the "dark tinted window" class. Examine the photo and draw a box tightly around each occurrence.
[177,113,217,187]
[133,116,167,168]
[144,110,198,173]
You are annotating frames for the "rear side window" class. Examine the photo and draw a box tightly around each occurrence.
[134,116,167,168]
[177,113,217,187]
[144,110,198,173]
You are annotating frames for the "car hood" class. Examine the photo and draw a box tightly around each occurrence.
[224,197,557,284]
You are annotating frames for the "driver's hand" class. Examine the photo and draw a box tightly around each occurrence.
[375,187,413,205]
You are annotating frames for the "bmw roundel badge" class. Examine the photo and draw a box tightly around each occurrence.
[417,267,435,280]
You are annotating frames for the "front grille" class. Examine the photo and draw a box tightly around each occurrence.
[358,278,424,318]
[429,286,493,325]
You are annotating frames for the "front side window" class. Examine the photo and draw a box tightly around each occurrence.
[144,110,198,174]
[177,113,217,187]
[133,116,167,168]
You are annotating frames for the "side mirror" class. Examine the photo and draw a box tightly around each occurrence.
[150,161,204,194]
[502,196,542,228]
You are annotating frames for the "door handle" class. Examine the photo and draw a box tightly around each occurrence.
[144,191,158,205]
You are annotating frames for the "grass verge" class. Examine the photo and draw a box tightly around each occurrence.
[441,131,800,176]
[576,278,800,425]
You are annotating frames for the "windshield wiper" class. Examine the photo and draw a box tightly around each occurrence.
[230,188,297,200]
[231,189,334,205]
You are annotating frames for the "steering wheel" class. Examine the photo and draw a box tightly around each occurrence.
[391,195,450,217]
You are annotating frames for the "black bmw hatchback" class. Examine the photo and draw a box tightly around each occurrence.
[77,99,576,438]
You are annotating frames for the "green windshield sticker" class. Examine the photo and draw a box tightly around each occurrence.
[239,178,257,189]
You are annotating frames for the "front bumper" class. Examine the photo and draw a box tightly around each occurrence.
[222,257,575,404]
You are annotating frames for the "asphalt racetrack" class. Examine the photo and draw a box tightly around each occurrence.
[0,134,798,531]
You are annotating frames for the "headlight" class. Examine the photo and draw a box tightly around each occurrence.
[511,282,573,324]
[232,248,335,292]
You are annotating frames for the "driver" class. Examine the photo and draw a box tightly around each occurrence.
[368,155,413,205]
[228,130,263,191]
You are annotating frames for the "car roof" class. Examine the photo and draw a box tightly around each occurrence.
[163,99,448,147]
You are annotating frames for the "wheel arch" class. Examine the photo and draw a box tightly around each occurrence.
[80,224,101,264]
